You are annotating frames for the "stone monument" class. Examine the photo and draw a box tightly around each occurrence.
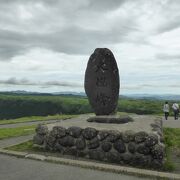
[85,48,119,115]
[33,48,165,169]
[85,48,132,123]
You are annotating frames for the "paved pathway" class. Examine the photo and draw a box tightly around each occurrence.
[0,119,62,129]
[162,117,180,128]
[0,154,150,180]
[1,114,179,129]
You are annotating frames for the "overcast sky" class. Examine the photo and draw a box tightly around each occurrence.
[0,0,180,94]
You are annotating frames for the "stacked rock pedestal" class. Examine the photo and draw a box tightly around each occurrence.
[33,48,165,169]
[33,116,165,169]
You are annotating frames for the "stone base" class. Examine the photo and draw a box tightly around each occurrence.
[87,115,133,124]
[33,114,165,169]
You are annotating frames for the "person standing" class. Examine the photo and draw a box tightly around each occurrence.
[163,101,169,120]
[172,102,179,120]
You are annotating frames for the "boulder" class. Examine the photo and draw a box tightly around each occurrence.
[67,126,82,138]
[113,139,126,153]
[134,131,148,143]
[59,136,75,147]
[106,130,121,142]
[76,138,86,150]
[97,130,109,141]
[122,153,133,164]
[33,134,45,145]
[51,126,66,138]
[137,144,150,155]
[87,137,100,149]
[106,152,122,163]
[128,142,136,154]
[145,134,158,147]
[35,124,48,135]
[83,127,97,140]
[122,130,135,143]
[151,144,164,160]
[88,150,105,161]
[101,141,112,152]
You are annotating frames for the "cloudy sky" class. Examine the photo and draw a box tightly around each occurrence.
[0,0,180,94]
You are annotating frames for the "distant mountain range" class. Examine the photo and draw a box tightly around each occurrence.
[124,94,180,101]
[1,90,180,101]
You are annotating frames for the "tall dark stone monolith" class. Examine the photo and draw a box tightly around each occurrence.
[84,48,120,115]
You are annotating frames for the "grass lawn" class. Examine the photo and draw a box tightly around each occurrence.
[0,114,78,125]
[0,125,35,139]
[163,128,180,172]
[6,140,36,152]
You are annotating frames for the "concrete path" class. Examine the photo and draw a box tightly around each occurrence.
[162,117,180,128]
[0,119,62,129]
[0,114,179,129]
[0,154,150,180]
[0,134,34,148]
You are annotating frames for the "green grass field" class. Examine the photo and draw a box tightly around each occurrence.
[0,93,171,120]
[0,125,35,139]
[163,128,180,171]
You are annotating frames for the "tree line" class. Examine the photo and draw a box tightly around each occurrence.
[0,93,168,119]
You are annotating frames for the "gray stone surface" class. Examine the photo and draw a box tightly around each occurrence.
[87,137,100,149]
[134,131,148,143]
[128,142,136,154]
[101,142,112,152]
[35,124,48,135]
[83,127,97,140]
[47,114,160,133]
[59,136,75,147]
[52,126,66,138]
[67,126,82,138]
[76,138,86,150]
[113,139,126,153]
[33,134,44,145]
[87,115,133,124]
[84,48,119,115]
[33,115,165,169]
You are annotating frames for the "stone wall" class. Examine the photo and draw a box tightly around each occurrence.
[33,119,164,169]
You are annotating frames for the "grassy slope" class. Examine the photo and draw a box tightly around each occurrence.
[163,128,180,171]
[0,93,172,120]
[0,125,35,139]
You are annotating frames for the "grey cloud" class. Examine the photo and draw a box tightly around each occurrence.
[38,24,136,55]
[0,20,137,60]
[87,0,126,11]
[156,0,180,33]
[157,18,180,34]
[0,77,82,87]
[156,53,180,60]
[0,0,138,61]
[0,77,33,85]
[0,29,31,60]
[45,80,82,87]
